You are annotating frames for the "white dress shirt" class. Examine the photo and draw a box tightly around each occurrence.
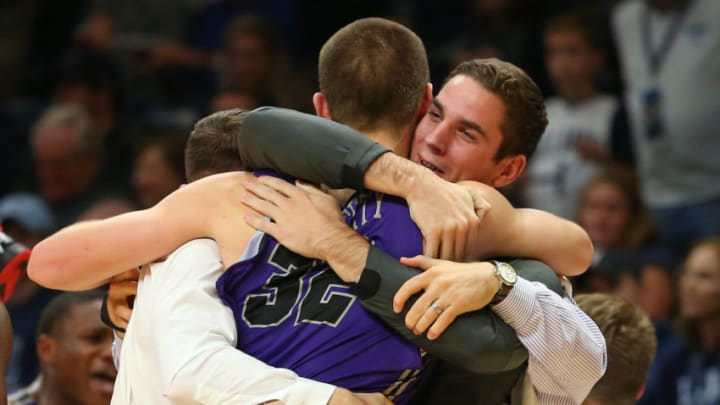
[111,238,335,404]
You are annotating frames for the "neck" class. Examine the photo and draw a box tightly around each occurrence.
[35,380,74,405]
[367,125,414,157]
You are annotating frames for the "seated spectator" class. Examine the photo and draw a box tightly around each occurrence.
[30,104,130,228]
[0,193,58,392]
[639,238,720,405]
[575,168,675,321]
[131,134,186,209]
[7,290,115,405]
[575,293,657,405]
[524,11,632,219]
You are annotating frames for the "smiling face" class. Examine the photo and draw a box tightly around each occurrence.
[410,75,513,186]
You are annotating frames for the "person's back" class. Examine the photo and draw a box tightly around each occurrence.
[214,18,433,403]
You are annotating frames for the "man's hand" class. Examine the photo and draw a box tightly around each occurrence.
[393,256,499,340]
[242,176,347,261]
[405,176,489,261]
[107,270,139,338]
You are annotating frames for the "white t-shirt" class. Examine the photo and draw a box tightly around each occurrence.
[111,238,335,405]
[612,0,720,208]
[526,95,618,219]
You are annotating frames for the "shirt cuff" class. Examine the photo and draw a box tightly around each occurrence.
[491,277,536,330]
[286,378,336,404]
[342,144,391,190]
[352,245,386,299]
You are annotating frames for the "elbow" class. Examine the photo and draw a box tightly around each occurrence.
[439,318,529,374]
[459,340,528,374]
[26,241,74,290]
[567,225,594,277]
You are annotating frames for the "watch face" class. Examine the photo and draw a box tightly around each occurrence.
[499,265,517,283]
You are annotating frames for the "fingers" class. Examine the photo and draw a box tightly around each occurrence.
[453,223,468,262]
[412,300,444,336]
[426,306,457,340]
[403,284,436,331]
[243,212,278,236]
[422,234,439,259]
[109,269,139,283]
[108,280,138,300]
[294,180,324,196]
[241,190,280,220]
[439,229,454,260]
[470,190,491,222]
[392,268,428,313]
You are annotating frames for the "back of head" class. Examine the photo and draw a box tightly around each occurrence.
[184,109,247,182]
[575,293,657,405]
[318,17,429,134]
[447,58,547,161]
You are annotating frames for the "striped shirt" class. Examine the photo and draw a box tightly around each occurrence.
[494,278,607,404]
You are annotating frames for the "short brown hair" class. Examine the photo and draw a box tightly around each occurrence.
[447,58,547,161]
[575,293,657,405]
[184,109,246,182]
[318,17,429,134]
[544,11,604,50]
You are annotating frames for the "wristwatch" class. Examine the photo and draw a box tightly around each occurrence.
[490,260,517,305]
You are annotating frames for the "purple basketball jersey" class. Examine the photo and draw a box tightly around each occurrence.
[216,174,426,403]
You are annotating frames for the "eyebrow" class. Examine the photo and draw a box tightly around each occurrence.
[432,99,486,137]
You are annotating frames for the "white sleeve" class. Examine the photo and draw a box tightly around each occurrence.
[152,239,336,405]
[492,278,607,405]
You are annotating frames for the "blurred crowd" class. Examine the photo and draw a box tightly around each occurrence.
[1,0,718,404]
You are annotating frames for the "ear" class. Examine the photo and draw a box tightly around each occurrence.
[312,92,332,119]
[490,154,526,188]
[417,82,433,118]
[36,335,56,364]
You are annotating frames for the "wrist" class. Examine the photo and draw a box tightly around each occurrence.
[490,260,517,305]
[323,228,369,283]
[364,153,431,199]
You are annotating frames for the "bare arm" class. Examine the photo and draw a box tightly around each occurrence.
[28,172,257,290]
[459,181,593,276]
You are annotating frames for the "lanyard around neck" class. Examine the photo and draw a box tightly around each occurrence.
[640,1,692,76]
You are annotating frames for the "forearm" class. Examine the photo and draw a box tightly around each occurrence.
[355,247,542,374]
[239,107,390,189]
[28,209,183,290]
[505,209,593,277]
[491,279,607,403]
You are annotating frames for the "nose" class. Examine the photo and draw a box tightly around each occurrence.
[424,123,451,156]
